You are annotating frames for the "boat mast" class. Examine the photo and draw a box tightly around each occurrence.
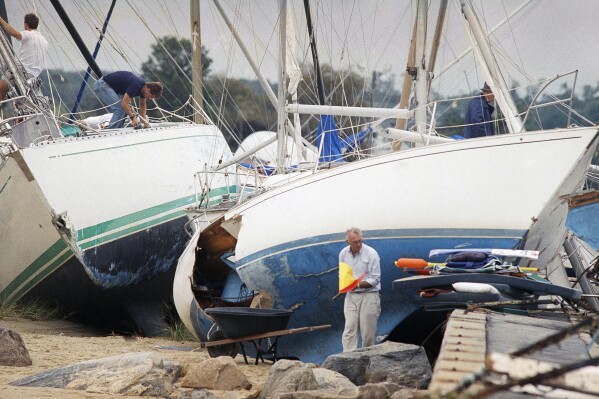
[190,0,203,124]
[210,0,317,171]
[276,0,288,173]
[413,0,429,135]
[459,0,524,133]
[393,0,445,149]
[212,0,308,143]
[0,22,28,101]
[303,0,325,106]
[427,0,448,90]
[49,0,103,79]
[436,0,532,82]
[68,0,116,122]
[392,21,416,151]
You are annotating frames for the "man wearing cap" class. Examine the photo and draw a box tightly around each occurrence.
[463,82,495,138]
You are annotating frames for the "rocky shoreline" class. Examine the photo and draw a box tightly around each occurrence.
[0,318,431,399]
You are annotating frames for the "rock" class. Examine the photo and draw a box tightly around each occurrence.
[176,389,218,399]
[357,382,402,399]
[321,341,432,389]
[0,327,32,367]
[260,359,361,399]
[276,382,400,399]
[312,368,356,390]
[180,356,252,390]
[390,387,424,399]
[176,389,256,399]
[259,360,319,399]
[10,351,180,396]
[277,387,358,399]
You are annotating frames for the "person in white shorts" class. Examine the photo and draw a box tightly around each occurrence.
[339,227,381,351]
[0,13,49,101]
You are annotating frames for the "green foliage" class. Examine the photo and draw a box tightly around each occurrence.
[141,35,212,117]
[163,319,195,341]
[298,64,369,139]
[160,302,195,341]
[0,298,61,320]
[40,70,104,120]
[204,75,275,149]
[40,34,599,151]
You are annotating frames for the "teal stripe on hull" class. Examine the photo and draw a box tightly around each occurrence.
[1,186,236,300]
[78,209,187,250]
[1,239,72,301]
[76,185,235,242]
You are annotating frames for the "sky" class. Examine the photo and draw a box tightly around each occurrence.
[4,0,599,97]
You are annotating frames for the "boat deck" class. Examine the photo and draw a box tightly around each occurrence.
[428,309,599,397]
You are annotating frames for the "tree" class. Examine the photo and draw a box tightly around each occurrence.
[204,76,276,150]
[298,63,369,140]
[141,35,212,117]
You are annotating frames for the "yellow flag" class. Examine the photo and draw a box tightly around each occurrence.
[338,262,366,293]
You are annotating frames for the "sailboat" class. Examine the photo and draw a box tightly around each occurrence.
[0,2,236,334]
[174,0,599,363]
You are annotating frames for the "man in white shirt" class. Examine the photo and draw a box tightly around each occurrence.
[0,13,49,101]
[339,227,381,351]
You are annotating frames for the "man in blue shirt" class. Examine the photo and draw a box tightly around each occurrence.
[93,71,163,129]
[463,82,495,138]
[339,227,381,351]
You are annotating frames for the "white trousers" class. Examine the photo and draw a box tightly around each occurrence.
[342,291,381,351]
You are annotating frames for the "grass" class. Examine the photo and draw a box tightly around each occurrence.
[163,318,195,341]
[161,302,195,341]
[0,298,62,321]
[0,297,195,341]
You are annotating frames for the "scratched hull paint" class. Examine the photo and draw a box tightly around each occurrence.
[0,124,235,333]
[175,127,599,363]
[235,230,524,362]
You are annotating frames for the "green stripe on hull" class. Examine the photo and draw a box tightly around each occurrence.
[1,239,72,301]
[78,209,187,250]
[76,194,196,241]
[48,132,220,158]
[11,250,73,301]
[0,186,236,300]
[76,185,235,241]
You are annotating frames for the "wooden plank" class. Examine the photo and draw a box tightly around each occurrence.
[443,335,485,346]
[429,310,487,394]
[203,324,332,347]
[437,351,485,363]
[434,359,483,373]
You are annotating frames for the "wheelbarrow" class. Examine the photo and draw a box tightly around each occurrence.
[203,307,331,364]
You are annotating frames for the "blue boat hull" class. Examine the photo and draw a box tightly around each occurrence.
[566,201,599,251]
[22,216,187,335]
[230,228,525,364]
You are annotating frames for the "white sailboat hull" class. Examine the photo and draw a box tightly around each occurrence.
[1,123,234,331]
[179,127,598,363]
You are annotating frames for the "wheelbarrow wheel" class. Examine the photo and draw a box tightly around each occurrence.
[207,328,237,358]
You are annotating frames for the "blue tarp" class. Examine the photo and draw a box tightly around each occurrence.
[315,115,371,162]
[238,162,277,175]
[315,115,344,163]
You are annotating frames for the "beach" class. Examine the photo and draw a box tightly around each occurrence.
[0,318,271,398]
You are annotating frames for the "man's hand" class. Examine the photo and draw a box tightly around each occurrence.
[0,16,22,40]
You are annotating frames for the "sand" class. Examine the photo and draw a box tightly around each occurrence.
[0,318,271,398]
